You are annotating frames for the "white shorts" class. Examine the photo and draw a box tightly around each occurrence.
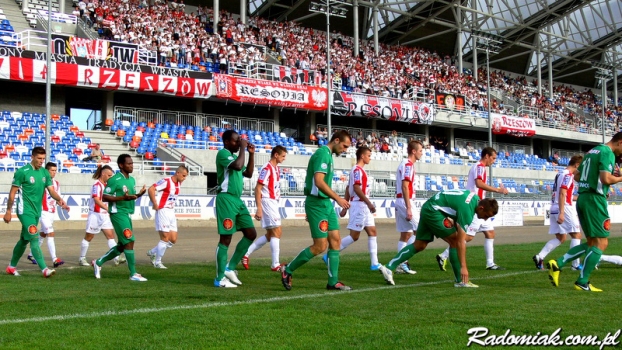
[39,211,55,234]
[260,198,281,229]
[155,208,178,232]
[549,206,580,234]
[347,201,375,231]
[466,215,495,237]
[85,211,113,234]
[395,198,419,233]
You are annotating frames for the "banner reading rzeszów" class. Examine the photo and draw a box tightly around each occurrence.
[491,113,536,137]
[214,74,327,111]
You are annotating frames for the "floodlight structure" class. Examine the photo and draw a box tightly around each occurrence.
[309,0,350,137]
[593,63,614,143]
[473,30,502,193]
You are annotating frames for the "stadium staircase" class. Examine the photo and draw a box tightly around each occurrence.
[81,130,144,166]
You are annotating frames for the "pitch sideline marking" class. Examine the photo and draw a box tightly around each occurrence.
[0,270,540,325]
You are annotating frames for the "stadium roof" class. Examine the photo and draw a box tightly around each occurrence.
[210,0,622,91]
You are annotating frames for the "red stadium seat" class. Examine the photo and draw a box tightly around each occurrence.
[0,150,7,159]
[129,141,139,149]
[51,114,60,121]
[62,160,73,168]
[136,126,146,133]
[177,133,185,140]
[4,144,15,153]
[132,136,141,143]
[104,119,114,127]
[101,155,111,163]
[18,135,29,142]
[51,135,61,143]
[70,126,79,133]
[144,152,154,160]
[88,143,98,149]
[240,134,248,140]
[116,130,126,137]
[73,148,83,156]
[24,128,34,136]
[147,122,155,129]
[75,131,85,138]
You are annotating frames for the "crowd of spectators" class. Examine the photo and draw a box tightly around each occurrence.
[85,0,621,133]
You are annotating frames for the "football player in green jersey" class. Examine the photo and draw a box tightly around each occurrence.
[4,147,66,277]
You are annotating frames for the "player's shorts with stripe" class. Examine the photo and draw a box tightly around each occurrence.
[415,201,456,242]
[86,211,113,234]
[577,192,610,238]
[110,213,134,245]
[395,198,419,232]
[260,198,281,229]
[216,192,254,235]
[548,205,580,234]
[347,201,375,231]
[155,208,177,232]
[306,196,339,239]
[39,211,55,234]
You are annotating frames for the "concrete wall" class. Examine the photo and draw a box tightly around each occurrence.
[0,81,67,116]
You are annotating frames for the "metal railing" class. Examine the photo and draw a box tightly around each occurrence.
[114,106,275,133]
[455,138,529,154]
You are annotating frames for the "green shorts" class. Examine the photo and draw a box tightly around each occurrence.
[414,202,457,242]
[577,192,610,239]
[110,213,135,245]
[18,214,40,241]
[216,193,254,235]
[305,196,339,239]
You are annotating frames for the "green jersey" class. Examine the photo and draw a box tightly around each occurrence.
[304,146,333,198]
[216,148,245,197]
[105,172,137,214]
[427,190,480,232]
[576,144,615,196]
[11,163,52,217]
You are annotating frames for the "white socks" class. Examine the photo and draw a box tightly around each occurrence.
[397,240,406,252]
[107,239,117,249]
[368,236,378,266]
[569,238,581,268]
[440,247,450,260]
[600,254,622,265]
[537,238,562,260]
[270,237,280,268]
[156,240,168,264]
[340,235,355,251]
[485,238,495,267]
[47,237,57,261]
[246,235,268,256]
[80,239,90,258]
[407,235,416,245]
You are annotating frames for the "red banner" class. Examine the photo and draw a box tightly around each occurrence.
[330,91,434,124]
[0,55,212,99]
[491,113,536,137]
[214,74,327,111]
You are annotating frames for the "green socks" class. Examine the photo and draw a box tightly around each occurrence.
[10,238,29,267]
[286,247,314,274]
[327,249,340,286]
[125,250,136,275]
[216,243,228,280]
[96,246,122,267]
[449,248,461,283]
[227,237,254,271]
[387,244,416,271]
[577,246,603,285]
[557,242,588,268]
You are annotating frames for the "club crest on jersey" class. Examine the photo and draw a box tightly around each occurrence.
[123,228,133,239]
[42,177,46,183]
[122,185,128,193]
[321,163,328,170]
[27,224,38,235]
[442,217,454,229]
[29,176,35,184]
[105,187,111,193]
[603,219,611,231]
[223,218,233,230]
[318,220,329,233]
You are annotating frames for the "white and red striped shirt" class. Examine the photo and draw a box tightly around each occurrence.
[42,179,60,213]
[396,160,415,199]
[257,162,281,200]
[552,169,575,206]
[89,180,108,213]
[348,165,370,201]
[153,177,181,209]
[467,162,487,199]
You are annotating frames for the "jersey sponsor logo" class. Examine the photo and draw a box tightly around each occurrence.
[223,218,233,230]
[156,179,166,186]
[258,168,268,181]
[608,164,613,171]
[123,228,133,238]
[404,165,411,177]
[27,224,38,235]
[321,163,328,170]
[29,176,35,184]
[442,217,454,229]
[354,169,361,182]
[603,218,611,231]
[561,175,572,187]
[318,219,329,233]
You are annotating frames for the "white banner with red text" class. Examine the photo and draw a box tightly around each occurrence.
[0,55,212,98]
[331,91,434,124]
[491,113,537,137]
[214,74,328,111]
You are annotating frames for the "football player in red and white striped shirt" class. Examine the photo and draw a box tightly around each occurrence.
[533,155,583,270]
[333,146,382,270]
[243,146,287,271]
[436,147,508,271]
[146,165,189,269]
[394,140,423,274]
[31,162,70,268]
[79,165,119,266]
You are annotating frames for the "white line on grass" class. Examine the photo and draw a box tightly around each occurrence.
[0,270,540,325]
